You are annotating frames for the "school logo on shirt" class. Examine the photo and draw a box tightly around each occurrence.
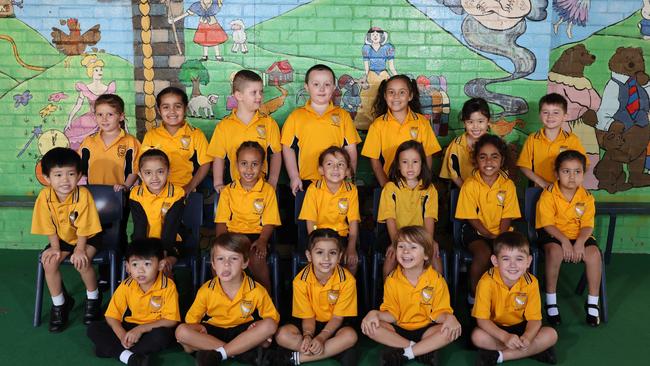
[149,296,163,312]
[253,199,264,214]
[256,125,267,139]
[331,113,341,126]
[327,290,340,305]
[68,211,79,227]
[117,144,127,158]
[513,293,528,310]
[240,300,253,318]
[180,135,191,150]
[496,191,506,207]
[338,198,349,215]
[575,203,585,218]
[161,202,171,217]
[410,127,418,139]
[421,286,434,304]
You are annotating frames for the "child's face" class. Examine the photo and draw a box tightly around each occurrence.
[318,152,348,185]
[139,158,168,194]
[539,103,566,131]
[398,148,422,183]
[158,93,186,128]
[211,245,247,282]
[237,148,263,186]
[305,239,342,276]
[235,81,264,112]
[385,78,412,115]
[95,104,124,134]
[127,256,160,287]
[464,111,489,140]
[491,247,532,287]
[556,159,584,190]
[305,69,335,106]
[44,166,81,199]
[395,239,428,270]
[476,143,503,180]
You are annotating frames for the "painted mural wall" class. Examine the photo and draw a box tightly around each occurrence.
[0,0,649,252]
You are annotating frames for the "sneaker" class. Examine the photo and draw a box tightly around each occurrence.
[237,346,267,366]
[127,354,150,366]
[49,294,74,333]
[530,346,557,364]
[381,347,407,366]
[545,304,561,326]
[584,303,601,327]
[195,350,223,366]
[264,348,294,366]
[476,349,499,366]
[83,293,102,325]
[415,350,439,366]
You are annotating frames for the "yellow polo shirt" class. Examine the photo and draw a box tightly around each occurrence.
[439,133,474,181]
[535,182,595,240]
[215,178,281,234]
[293,264,357,323]
[79,129,140,185]
[377,180,438,227]
[517,128,586,183]
[299,179,360,237]
[129,182,185,239]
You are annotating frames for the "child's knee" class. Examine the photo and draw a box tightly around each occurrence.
[585,246,601,262]
[545,245,563,262]
[470,327,488,346]
[338,326,358,344]
[256,318,278,335]
[539,326,558,345]
[175,324,193,342]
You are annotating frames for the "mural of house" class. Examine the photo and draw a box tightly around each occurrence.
[265,60,293,86]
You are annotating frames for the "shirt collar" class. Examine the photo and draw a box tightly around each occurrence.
[99,129,127,149]
[228,109,262,126]
[472,169,508,187]
[304,99,336,116]
[305,264,343,289]
[394,266,436,290]
[492,268,529,291]
[397,179,424,190]
[214,271,252,303]
[383,108,417,124]
[233,177,265,192]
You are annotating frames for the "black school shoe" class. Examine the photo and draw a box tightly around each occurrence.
[530,346,557,364]
[475,349,499,366]
[195,350,223,366]
[263,347,295,366]
[83,292,102,325]
[545,304,561,326]
[585,303,601,327]
[415,350,439,366]
[236,346,268,366]
[127,354,150,366]
[49,294,75,333]
[381,347,408,366]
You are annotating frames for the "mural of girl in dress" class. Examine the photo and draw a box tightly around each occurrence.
[64,54,116,151]
[553,0,590,38]
[356,27,398,130]
[170,0,228,61]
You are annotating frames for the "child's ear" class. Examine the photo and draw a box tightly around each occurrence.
[242,258,249,270]
[490,254,499,267]
[305,249,312,263]
[43,174,51,185]
[233,90,242,101]
[526,255,533,269]
[318,166,324,176]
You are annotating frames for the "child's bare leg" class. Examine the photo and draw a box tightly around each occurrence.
[544,244,563,293]
[472,327,557,361]
[275,324,303,349]
[222,319,277,356]
[77,246,98,291]
[365,321,411,348]
[412,324,453,356]
[584,246,602,296]
[345,260,358,276]
[249,254,271,291]
[431,256,444,275]
[175,323,225,353]
[382,246,396,279]
[468,240,491,296]
[42,251,70,297]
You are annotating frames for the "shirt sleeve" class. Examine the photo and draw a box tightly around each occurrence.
[424,185,439,221]
[280,113,297,147]
[161,199,184,256]
[31,191,56,236]
[267,119,282,154]
[76,190,102,237]
[129,198,149,240]
[429,273,453,320]
[347,187,361,222]
[298,185,318,222]
[341,110,361,145]
[360,123,381,159]
[535,190,556,229]
[580,195,596,229]
[130,137,141,176]
[502,180,521,219]
[516,136,534,169]
[105,283,128,321]
[256,287,280,323]
[193,129,213,166]
[455,182,479,220]
[185,285,208,323]
[471,276,492,320]
[262,185,282,226]
[207,123,227,159]
[333,276,358,317]
[379,276,400,321]
[524,278,543,321]
[162,281,181,322]
[214,187,232,224]
[439,144,456,179]
[420,120,441,155]
[292,277,315,319]
[377,183,396,222]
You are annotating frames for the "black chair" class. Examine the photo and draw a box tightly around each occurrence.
[200,192,282,308]
[33,185,123,327]
[524,187,608,323]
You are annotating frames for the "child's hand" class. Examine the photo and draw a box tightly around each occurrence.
[440,314,462,341]
[361,310,380,336]
[159,256,177,277]
[290,177,303,196]
[124,326,145,348]
[519,335,530,351]
[503,333,524,350]
[70,247,89,270]
[113,184,128,192]
[308,336,324,355]
[188,323,207,334]
[251,240,268,260]
[300,335,312,353]
[573,242,585,263]
[344,247,358,268]
[42,247,61,265]
[214,182,225,193]
[561,240,573,262]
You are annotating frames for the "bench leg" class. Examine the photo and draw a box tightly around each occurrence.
[33,257,44,327]
[600,255,608,323]
[452,251,461,307]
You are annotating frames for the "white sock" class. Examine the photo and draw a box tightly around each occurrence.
[587,295,600,316]
[467,294,475,305]
[119,350,133,364]
[52,293,65,306]
[215,346,227,360]
[546,293,559,316]
[87,289,99,300]
[403,341,416,360]
[497,351,504,363]
[292,351,301,365]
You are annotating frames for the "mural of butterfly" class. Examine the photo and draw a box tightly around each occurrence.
[48,92,68,102]
[13,90,32,108]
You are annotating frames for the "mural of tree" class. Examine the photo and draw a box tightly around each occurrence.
[179,59,209,97]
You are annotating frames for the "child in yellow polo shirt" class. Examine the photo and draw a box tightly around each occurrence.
[281,64,361,194]
[361,74,441,187]
[536,150,602,327]
[378,140,442,277]
[31,147,103,332]
[299,147,360,274]
[440,98,490,187]
[271,229,358,366]
[215,141,281,291]
[175,233,279,365]
[208,70,282,192]
[456,135,521,304]
[142,86,211,195]
[517,93,587,188]
[129,149,185,277]
[79,93,140,191]
[471,232,557,366]
[362,226,461,365]
[87,238,180,366]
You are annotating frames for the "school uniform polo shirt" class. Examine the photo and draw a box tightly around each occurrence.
[142,122,211,187]
[31,186,102,245]
[214,178,281,234]
[377,180,438,227]
[129,182,185,239]
[293,264,357,322]
[472,268,542,327]
[280,101,361,181]
[455,171,521,236]
[79,129,140,185]
[105,272,180,324]
[439,133,474,181]
[207,110,281,180]
[535,181,595,240]
[380,266,452,331]
[185,272,280,328]
[517,128,586,183]
[361,109,441,175]
[299,179,360,237]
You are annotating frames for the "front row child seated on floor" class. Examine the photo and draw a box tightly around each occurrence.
[175,233,279,366]
[271,229,358,366]
[362,226,461,366]
[471,231,558,366]
[87,238,180,366]
[31,147,103,332]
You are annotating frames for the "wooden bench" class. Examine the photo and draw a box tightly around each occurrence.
[596,202,650,264]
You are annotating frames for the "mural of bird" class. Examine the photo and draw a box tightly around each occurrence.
[51,18,101,56]
[489,118,525,137]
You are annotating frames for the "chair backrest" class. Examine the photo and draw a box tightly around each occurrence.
[449,188,462,248]
[294,190,307,252]
[183,192,203,251]
[524,187,543,244]
[87,185,124,253]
